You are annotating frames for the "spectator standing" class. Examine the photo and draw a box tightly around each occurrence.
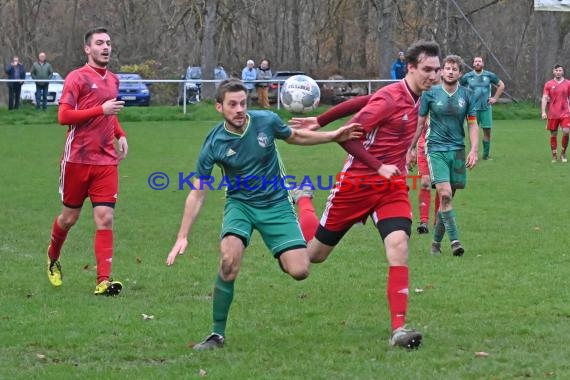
[391,51,407,80]
[5,56,26,110]
[256,59,272,108]
[241,59,256,105]
[31,52,54,111]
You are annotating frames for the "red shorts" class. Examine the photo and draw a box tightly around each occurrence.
[320,184,412,232]
[59,162,118,208]
[546,117,570,131]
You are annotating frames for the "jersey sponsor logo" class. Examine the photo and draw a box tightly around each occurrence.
[226,148,236,157]
[257,132,269,148]
[458,98,466,108]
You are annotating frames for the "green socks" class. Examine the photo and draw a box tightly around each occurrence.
[440,209,459,242]
[433,211,446,243]
[483,140,490,158]
[212,274,235,336]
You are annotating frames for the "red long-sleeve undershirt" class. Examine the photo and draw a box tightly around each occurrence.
[315,94,383,171]
[58,103,125,138]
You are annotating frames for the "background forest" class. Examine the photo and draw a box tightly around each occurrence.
[1,0,570,103]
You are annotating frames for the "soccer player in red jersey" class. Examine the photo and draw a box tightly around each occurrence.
[46,27,128,295]
[291,95,440,235]
[291,40,441,349]
[541,64,570,163]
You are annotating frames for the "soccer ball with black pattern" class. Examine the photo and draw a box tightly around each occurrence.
[280,75,320,113]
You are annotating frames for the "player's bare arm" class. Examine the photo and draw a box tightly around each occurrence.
[407,115,428,167]
[166,179,208,266]
[288,117,320,130]
[466,116,479,169]
[286,123,362,145]
[541,94,549,120]
[489,80,505,105]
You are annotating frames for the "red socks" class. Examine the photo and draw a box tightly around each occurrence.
[387,266,409,331]
[418,189,431,223]
[296,197,319,242]
[433,194,441,226]
[551,135,557,153]
[48,217,69,261]
[562,135,569,152]
[95,229,113,284]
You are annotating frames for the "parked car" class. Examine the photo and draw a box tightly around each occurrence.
[268,70,306,102]
[116,73,151,106]
[20,72,64,106]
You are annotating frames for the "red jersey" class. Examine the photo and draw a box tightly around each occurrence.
[543,79,570,119]
[59,65,120,165]
[344,81,420,176]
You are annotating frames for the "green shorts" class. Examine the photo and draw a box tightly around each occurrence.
[477,108,493,129]
[427,149,467,189]
[221,198,306,256]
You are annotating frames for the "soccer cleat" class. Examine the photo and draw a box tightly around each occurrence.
[290,185,314,204]
[390,326,422,349]
[451,241,464,257]
[417,222,429,234]
[552,154,558,163]
[562,154,568,163]
[47,252,63,287]
[94,280,123,296]
[193,333,225,351]
[430,242,442,256]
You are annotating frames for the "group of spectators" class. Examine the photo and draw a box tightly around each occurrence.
[4,52,54,110]
[241,58,273,108]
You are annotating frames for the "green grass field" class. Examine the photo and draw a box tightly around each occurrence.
[1,103,569,379]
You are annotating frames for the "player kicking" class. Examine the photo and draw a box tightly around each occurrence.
[541,64,570,163]
[46,27,127,295]
[165,79,361,350]
[291,40,441,349]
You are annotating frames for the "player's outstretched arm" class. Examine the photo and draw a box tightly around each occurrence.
[288,116,320,130]
[285,123,362,145]
[289,95,372,130]
[166,179,207,266]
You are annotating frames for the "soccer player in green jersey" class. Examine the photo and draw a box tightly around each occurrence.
[460,56,504,160]
[407,55,479,256]
[165,79,361,350]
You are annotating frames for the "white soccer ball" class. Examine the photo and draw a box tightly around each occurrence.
[280,75,320,113]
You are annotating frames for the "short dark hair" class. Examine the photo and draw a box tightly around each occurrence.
[405,40,440,68]
[84,27,108,45]
[554,64,564,70]
[216,79,247,103]
[443,55,465,72]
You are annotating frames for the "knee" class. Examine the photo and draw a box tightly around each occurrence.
[439,191,453,206]
[95,213,114,229]
[420,178,431,190]
[310,252,327,264]
[287,265,310,281]
[58,214,79,229]
[219,254,240,281]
